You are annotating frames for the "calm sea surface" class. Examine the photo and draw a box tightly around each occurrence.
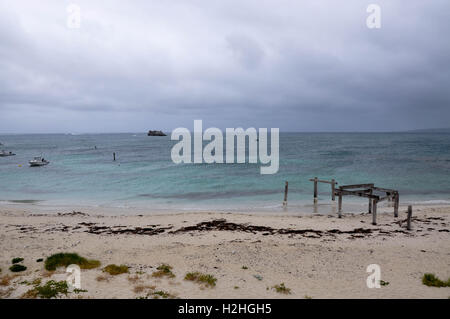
[1,133,449,213]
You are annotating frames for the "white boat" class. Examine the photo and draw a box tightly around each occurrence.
[29,157,50,167]
[0,150,16,157]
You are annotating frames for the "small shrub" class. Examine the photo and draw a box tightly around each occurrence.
[36,258,43,263]
[151,290,176,299]
[45,253,100,271]
[422,273,450,287]
[184,272,217,287]
[9,264,27,272]
[22,280,69,299]
[12,258,24,264]
[103,264,129,275]
[152,264,175,278]
[380,280,389,286]
[272,283,291,294]
[242,266,248,270]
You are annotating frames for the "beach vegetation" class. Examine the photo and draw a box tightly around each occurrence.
[184,272,217,287]
[12,258,24,264]
[380,280,389,286]
[241,266,248,270]
[0,275,17,286]
[272,283,291,294]
[36,258,43,263]
[22,280,69,299]
[152,264,175,278]
[422,273,450,287]
[9,264,27,272]
[102,264,129,275]
[44,253,100,271]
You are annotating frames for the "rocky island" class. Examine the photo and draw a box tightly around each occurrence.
[147,130,167,136]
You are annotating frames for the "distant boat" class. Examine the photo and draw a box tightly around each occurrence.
[147,130,167,136]
[29,157,50,167]
[0,150,16,157]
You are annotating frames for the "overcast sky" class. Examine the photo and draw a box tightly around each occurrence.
[0,0,449,133]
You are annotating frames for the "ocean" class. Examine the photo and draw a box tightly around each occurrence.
[1,133,449,214]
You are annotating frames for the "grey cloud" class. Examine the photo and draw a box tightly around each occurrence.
[0,0,449,133]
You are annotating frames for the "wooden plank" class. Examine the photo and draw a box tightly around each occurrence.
[372,187,397,193]
[340,183,374,189]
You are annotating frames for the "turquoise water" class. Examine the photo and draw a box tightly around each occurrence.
[0,133,449,212]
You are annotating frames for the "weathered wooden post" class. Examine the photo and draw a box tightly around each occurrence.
[113,152,116,161]
[368,189,373,213]
[394,192,399,217]
[372,199,378,225]
[283,181,288,207]
[407,205,412,230]
[338,188,342,218]
[313,177,318,203]
[331,179,336,201]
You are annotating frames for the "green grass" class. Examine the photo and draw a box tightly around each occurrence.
[151,290,175,299]
[12,258,24,264]
[44,253,100,271]
[9,264,27,272]
[422,273,450,287]
[102,264,129,275]
[22,280,69,299]
[184,272,217,287]
[152,264,175,278]
[272,283,291,294]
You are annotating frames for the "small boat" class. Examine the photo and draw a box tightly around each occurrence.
[29,156,50,167]
[0,150,16,157]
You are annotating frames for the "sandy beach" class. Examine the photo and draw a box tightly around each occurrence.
[0,204,449,299]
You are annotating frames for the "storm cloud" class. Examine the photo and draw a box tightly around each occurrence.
[0,0,449,133]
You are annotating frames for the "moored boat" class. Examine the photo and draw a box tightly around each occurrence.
[29,157,50,167]
[0,150,16,157]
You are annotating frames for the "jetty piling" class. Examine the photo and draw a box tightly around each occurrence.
[309,178,338,203]
[113,152,116,161]
[407,205,412,230]
[283,181,288,207]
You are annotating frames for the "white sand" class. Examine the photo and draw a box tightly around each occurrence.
[0,204,449,299]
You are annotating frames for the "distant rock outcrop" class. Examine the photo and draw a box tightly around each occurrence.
[147,130,167,136]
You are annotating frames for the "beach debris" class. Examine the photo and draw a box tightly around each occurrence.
[12,257,24,264]
[253,275,263,281]
[9,264,27,272]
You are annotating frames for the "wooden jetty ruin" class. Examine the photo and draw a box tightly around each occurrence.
[307,178,400,225]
